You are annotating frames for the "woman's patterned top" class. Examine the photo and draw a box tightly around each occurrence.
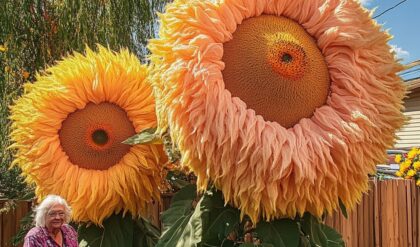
[23,224,78,247]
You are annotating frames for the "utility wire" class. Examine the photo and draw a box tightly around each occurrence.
[373,0,408,19]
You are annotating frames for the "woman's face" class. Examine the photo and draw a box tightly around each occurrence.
[45,204,66,230]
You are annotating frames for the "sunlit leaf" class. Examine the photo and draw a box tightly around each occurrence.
[157,184,197,247]
[123,127,161,145]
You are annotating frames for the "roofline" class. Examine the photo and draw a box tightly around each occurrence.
[406,77,420,91]
[405,60,420,69]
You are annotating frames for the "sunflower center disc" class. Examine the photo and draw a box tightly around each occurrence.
[92,129,109,145]
[222,15,330,128]
[59,102,136,170]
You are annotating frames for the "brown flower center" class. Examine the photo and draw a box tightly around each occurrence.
[222,15,330,128]
[59,102,136,170]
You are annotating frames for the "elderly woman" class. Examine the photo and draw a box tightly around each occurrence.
[24,195,78,247]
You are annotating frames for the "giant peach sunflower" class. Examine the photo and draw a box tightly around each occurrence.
[149,0,405,223]
[10,46,163,225]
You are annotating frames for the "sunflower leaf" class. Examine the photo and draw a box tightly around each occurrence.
[156,186,241,247]
[133,217,160,247]
[78,213,136,247]
[123,127,161,145]
[254,219,300,247]
[200,190,240,245]
[338,199,348,219]
[156,184,197,247]
[300,213,344,247]
[321,224,345,247]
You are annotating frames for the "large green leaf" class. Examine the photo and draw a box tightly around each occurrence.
[78,213,134,247]
[156,186,241,247]
[157,184,198,247]
[78,213,159,247]
[200,190,240,245]
[133,218,160,247]
[177,189,241,247]
[300,213,344,247]
[301,213,327,247]
[254,219,300,247]
[320,224,345,247]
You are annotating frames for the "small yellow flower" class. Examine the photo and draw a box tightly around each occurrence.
[406,169,416,178]
[408,148,417,159]
[414,161,420,170]
[395,171,403,177]
[416,179,420,187]
[394,154,402,163]
[0,45,7,52]
[400,162,410,172]
[4,66,10,73]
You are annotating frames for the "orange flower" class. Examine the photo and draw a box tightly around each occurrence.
[149,0,405,222]
[10,46,163,224]
[22,70,30,79]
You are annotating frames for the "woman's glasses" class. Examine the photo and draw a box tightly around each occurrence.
[47,211,65,218]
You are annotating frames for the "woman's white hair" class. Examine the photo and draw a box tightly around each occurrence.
[34,195,72,227]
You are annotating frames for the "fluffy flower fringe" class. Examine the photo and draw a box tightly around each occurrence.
[10,46,163,224]
[149,0,406,223]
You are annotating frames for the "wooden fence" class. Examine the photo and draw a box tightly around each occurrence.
[1,179,419,247]
[0,200,32,247]
[325,178,420,247]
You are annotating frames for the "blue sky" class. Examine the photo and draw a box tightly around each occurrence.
[361,0,420,79]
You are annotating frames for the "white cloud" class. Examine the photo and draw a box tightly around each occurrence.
[390,44,410,60]
[359,0,373,6]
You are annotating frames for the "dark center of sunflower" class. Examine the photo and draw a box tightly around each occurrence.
[59,102,136,170]
[281,53,293,63]
[222,15,330,128]
[92,129,109,145]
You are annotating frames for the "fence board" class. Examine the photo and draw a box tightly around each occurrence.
[374,179,381,247]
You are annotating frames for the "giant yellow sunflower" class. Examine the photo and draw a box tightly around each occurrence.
[10,46,163,225]
[149,0,405,223]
